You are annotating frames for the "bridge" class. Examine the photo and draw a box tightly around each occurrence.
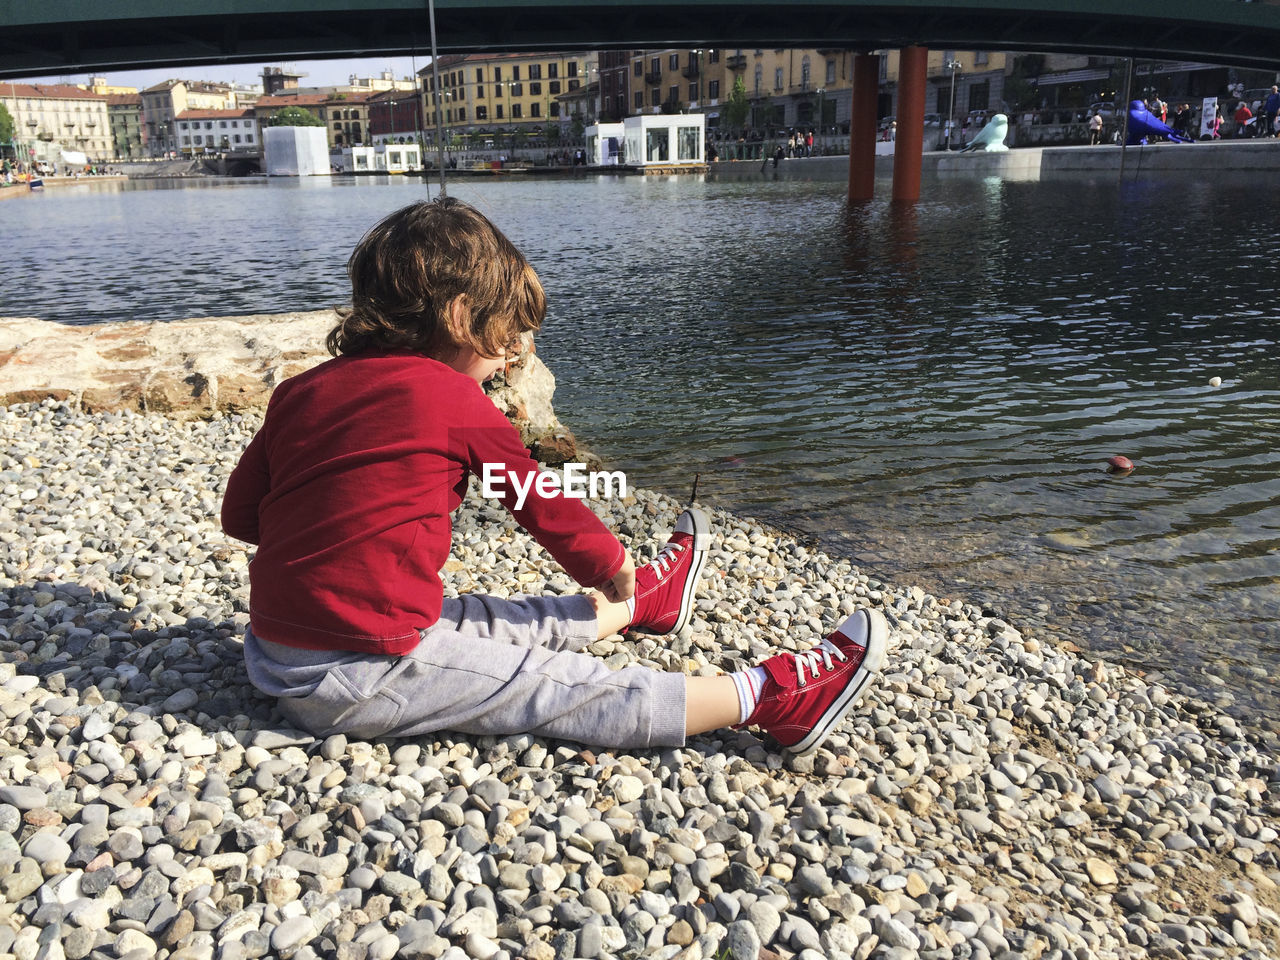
[4,1,1280,80]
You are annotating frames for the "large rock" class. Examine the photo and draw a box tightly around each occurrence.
[0,311,582,464]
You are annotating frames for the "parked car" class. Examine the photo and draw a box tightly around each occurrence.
[1087,101,1117,120]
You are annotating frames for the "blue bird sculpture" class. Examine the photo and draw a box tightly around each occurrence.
[1126,100,1192,145]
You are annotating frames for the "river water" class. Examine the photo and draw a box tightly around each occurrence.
[5,173,1279,735]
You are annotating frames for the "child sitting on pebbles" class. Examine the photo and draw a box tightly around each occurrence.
[221,197,887,756]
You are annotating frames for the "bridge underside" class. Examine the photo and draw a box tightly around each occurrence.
[4,2,1280,79]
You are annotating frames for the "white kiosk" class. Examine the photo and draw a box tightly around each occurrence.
[621,114,706,169]
[585,122,625,166]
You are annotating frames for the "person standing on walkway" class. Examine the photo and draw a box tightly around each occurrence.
[1089,112,1104,145]
[1266,86,1280,138]
[1234,99,1254,138]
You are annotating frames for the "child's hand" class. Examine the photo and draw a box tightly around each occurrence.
[598,554,636,604]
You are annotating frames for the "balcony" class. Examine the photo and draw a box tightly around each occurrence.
[682,63,700,80]
[727,55,747,71]
[790,81,815,96]
[644,70,663,86]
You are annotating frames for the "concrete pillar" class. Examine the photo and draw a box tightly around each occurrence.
[848,53,880,202]
[892,45,929,202]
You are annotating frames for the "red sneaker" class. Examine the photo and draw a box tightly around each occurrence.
[630,508,712,634]
[738,609,888,756]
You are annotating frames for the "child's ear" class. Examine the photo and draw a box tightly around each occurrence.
[445,296,470,340]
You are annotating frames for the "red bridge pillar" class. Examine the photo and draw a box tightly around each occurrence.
[848,53,880,202]
[892,45,928,202]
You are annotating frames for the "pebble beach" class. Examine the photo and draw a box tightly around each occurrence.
[1,400,1278,960]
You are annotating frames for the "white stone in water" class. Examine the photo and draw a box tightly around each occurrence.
[1209,376,1222,387]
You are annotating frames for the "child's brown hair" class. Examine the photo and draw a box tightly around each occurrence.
[327,197,545,358]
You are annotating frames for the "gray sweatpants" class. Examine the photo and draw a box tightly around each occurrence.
[243,593,687,749]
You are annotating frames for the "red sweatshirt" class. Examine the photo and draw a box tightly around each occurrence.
[221,350,625,655]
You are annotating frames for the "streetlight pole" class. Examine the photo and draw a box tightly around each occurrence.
[945,58,961,150]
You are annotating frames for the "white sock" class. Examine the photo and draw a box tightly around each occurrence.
[730,666,769,724]
[625,596,635,624]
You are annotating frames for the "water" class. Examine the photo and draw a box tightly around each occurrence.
[5,174,1279,733]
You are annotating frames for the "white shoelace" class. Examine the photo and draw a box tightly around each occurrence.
[791,637,848,687]
[646,543,685,580]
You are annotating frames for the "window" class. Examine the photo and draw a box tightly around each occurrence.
[650,57,660,77]
[193,135,202,144]
[634,61,643,77]
[635,91,643,109]
[651,88,661,107]
[390,152,401,164]
[670,53,679,70]
[550,102,560,117]
[669,85,679,105]
[220,120,227,128]
[475,67,484,82]
[334,122,342,130]
[512,103,522,118]
[827,60,836,84]
[512,65,520,80]
[975,51,989,65]
[708,80,720,99]
[801,56,811,88]
[550,81,561,95]
[646,128,668,161]
[529,64,541,79]
[755,65,763,95]
[495,86,503,100]
[477,105,488,120]
[234,134,241,143]
[494,67,502,81]
[548,63,559,79]
[774,68,784,91]
[709,50,720,64]
[511,83,523,97]
[206,121,213,129]
[678,126,699,160]
[968,81,990,112]
[530,82,541,96]
[182,135,191,144]
[568,80,579,91]
[496,104,504,119]
[246,134,253,143]
[689,83,697,101]
[568,62,577,77]
[531,102,540,117]
[458,108,466,121]
[180,121,189,130]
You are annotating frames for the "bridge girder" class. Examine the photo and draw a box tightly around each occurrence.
[3,1,1280,79]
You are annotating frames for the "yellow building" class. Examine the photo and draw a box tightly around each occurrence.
[420,53,591,145]
[878,50,1011,122]
[81,76,139,96]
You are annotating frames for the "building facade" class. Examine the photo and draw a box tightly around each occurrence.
[106,94,144,158]
[141,80,238,156]
[174,108,259,154]
[367,89,424,144]
[0,83,112,165]
[419,52,591,146]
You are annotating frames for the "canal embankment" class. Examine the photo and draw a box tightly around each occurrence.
[710,137,1280,182]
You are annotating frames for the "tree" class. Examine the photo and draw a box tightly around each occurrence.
[0,103,14,148]
[724,76,751,130]
[267,106,324,127]
[570,114,586,141]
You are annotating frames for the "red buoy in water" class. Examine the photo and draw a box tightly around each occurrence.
[1106,455,1134,474]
